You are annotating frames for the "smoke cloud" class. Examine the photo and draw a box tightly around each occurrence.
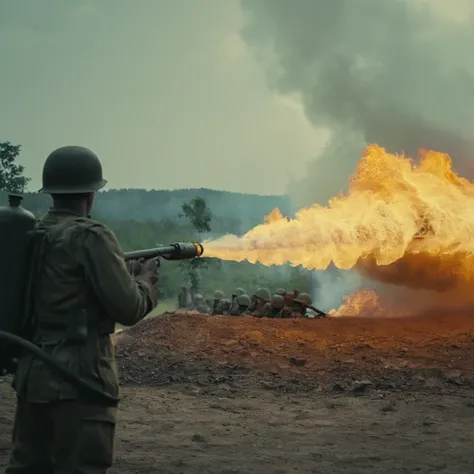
[240,0,474,207]
[237,0,474,313]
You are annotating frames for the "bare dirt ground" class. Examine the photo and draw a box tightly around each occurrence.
[1,312,474,473]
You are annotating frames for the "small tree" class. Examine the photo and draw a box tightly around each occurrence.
[180,196,211,233]
[179,196,213,298]
[0,141,30,193]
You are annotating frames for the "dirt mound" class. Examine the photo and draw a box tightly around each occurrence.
[115,312,474,392]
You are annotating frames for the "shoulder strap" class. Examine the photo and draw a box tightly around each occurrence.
[20,217,86,340]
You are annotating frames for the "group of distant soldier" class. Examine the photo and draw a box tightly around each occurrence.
[177,286,326,318]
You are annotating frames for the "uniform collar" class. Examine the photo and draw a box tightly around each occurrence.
[48,208,90,218]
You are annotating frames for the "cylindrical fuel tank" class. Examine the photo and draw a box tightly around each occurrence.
[0,194,36,337]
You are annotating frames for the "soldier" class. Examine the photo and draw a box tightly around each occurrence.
[226,288,247,315]
[217,298,232,315]
[281,289,300,318]
[5,146,159,473]
[274,288,286,296]
[292,293,327,318]
[262,294,285,318]
[228,294,251,315]
[282,292,314,318]
[211,290,225,315]
[192,294,210,314]
[178,285,192,309]
[246,287,271,317]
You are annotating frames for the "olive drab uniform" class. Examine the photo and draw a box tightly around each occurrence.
[247,288,271,318]
[178,286,192,309]
[228,294,251,316]
[211,290,225,315]
[262,294,285,318]
[192,294,211,314]
[5,210,157,473]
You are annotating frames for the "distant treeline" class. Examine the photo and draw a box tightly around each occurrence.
[0,188,293,231]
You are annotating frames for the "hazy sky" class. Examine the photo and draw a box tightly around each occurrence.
[241,0,474,206]
[0,0,323,195]
[2,0,473,203]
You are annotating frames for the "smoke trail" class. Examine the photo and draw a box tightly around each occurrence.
[240,0,474,206]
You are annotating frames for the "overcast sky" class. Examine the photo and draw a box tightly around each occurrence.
[0,0,324,195]
[2,0,472,201]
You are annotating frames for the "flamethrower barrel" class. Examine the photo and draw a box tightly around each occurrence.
[123,242,204,261]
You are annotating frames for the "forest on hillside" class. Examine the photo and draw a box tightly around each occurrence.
[0,188,293,231]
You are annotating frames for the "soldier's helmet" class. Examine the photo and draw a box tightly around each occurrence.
[40,146,107,194]
[294,292,312,307]
[194,294,203,301]
[254,287,271,302]
[236,294,251,307]
[270,294,285,308]
[234,288,246,296]
[274,288,286,296]
[213,290,225,300]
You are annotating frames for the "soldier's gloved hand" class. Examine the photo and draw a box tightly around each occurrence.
[139,258,160,287]
[126,259,142,276]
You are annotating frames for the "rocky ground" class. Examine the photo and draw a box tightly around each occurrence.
[1,312,474,473]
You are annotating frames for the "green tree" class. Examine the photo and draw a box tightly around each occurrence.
[0,141,30,193]
[179,196,213,296]
[180,196,211,233]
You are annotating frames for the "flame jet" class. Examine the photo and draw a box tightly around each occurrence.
[205,144,474,295]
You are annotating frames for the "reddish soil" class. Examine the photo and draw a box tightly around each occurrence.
[1,312,474,473]
[115,312,474,391]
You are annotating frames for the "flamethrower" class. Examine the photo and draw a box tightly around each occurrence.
[124,242,204,261]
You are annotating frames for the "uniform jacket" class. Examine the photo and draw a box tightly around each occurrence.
[14,209,157,403]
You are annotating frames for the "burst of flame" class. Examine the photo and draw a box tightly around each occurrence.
[204,144,474,298]
[329,289,394,317]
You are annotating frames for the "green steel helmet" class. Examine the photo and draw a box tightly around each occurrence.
[40,146,107,194]
[193,294,203,301]
[275,288,286,296]
[213,290,225,300]
[294,292,312,307]
[255,287,271,302]
[236,294,251,307]
[234,288,246,296]
[270,294,285,308]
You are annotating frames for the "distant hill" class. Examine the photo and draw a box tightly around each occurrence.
[0,188,294,234]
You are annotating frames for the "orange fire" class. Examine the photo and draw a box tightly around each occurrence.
[204,144,474,312]
[329,289,403,317]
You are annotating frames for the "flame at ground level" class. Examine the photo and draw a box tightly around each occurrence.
[204,144,474,313]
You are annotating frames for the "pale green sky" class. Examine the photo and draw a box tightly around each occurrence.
[0,0,324,195]
[2,0,472,204]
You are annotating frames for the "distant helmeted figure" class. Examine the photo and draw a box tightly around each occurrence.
[228,293,251,316]
[262,294,285,318]
[246,287,271,317]
[192,293,211,314]
[178,285,192,309]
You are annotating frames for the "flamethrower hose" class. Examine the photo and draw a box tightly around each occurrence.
[0,331,118,406]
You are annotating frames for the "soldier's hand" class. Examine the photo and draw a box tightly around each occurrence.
[139,258,160,286]
[126,259,142,276]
